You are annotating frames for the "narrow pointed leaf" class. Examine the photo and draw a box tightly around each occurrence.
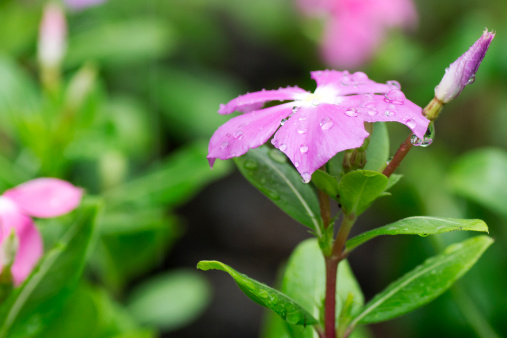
[197,260,318,326]
[350,235,493,326]
[235,146,322,231]
[281,239,363,337]
[346,217,489,252]
[0,201,100,338]
[338,170,388,216]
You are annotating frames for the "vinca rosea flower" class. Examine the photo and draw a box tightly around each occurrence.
[0,178,83,285]
[435,29,495,104]
[208,70,429,182]
[38,3,67,69]
[297,0,417,68]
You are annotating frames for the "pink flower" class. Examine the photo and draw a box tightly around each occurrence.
[38,3,67,69]
[208,70,429,182]
[297,0,417,68]
[435,29,495,104]
[0,178,83,286]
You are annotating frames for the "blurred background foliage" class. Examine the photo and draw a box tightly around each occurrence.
[0,0,506,337]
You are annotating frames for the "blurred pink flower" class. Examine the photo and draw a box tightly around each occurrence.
[435,29,495,104]
[0,178,83,286]
[38,3,67,69]
[297,0,417,68]
[208,70,429,182]
[64,0,106,10]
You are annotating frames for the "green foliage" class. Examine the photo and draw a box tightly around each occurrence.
[350,235,493,327]
[346,217,489,252]
[0,201,100,337]
[338,170,388,216]
[449,148,507,218]
[364,123,389,172]
[197,260,318,326]
[126,270,211,331]
[235,146,322,232]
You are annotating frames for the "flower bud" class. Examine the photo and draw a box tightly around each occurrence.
[1,230,19,268]
[434,29,495,104]
[38,3,67,70]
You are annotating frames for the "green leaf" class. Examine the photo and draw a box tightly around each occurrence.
[385,174,402,191]
[235,146,322,232]
[364,123,389,172]
[338,170,388,216]
[197,260,318,326]
[103,141,231,210]
[0,200,100,338]
[312,170,340,200]
[281,239,363,338]
[126,270,211,331]
[350,235,493,326]
[449,148,507,218]
[346,217,489,252]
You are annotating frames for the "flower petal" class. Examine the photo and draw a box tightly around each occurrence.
[4,178,83,218]
[311,70,392,96]
[348,93,429,139]
[0,198,43,286]
[218,87,309,115]
[208,103,294,164]
[272,104,369,180]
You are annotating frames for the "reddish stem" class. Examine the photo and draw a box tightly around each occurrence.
[382,135,413,178]
[324,256,339,338]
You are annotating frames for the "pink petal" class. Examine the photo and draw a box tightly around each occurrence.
[375,0,418,28]
[208,103,294,164]
[218,87,309,115]
[311,70,392,96]
[346,93,429,139]
[0,198,43,286]
[4,178,83,218]
[272,104,369,181]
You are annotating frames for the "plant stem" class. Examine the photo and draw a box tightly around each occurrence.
[382,134,413,178]
[319,190,331,229]
[324,214,356,338]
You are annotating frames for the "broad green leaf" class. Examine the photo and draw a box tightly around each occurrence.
[126,270,211,331]
[235,146,322,232]
[66,19,174,68]
[281,239,363,338]
[0,201,100,338]
[350,235,493,326]
[103,141,231,209]
[449,148,507,218]
[364,123,389,172]
[197,260,318,326]
[338,170,388,216]
[311,170,340,200]
[346,217,489,252]
[385,174,402,191]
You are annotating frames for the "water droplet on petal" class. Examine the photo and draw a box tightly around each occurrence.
[364,103,377,116]
[352,71,368,82]
[300,144,308,153]
[420,123,435,147]
[341,74,353,86]
[384,89,405,105]
[220,141,229,149]
[387,80,401,90]
[299,116,306,121]
[301,172,311,183]
[410,134,423,146]
[384,105,396,117]
[244,160,258,170]
[280,117,289,125]
[361,93,375,105]
[406,119,416,130]
[279,143,287,151]
[345,108,358,117]
[320,117,333,130]
[297,127,307,134]
[311,99,320,106]
[292,106,300,114]
[294,161,299,168]
[467,74,476,85]
[233,129,244,139]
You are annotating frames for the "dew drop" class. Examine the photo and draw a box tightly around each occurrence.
[406,119,416,130]
[300,144,308,154]
[299,116,307,121]
[361,93,375,105]
[266,189,280,200]
[294,161,299,168]
[410,134,423,146]
[384,109,395,117]
[268,293,279,303]
[341,74,353,86]
[280,118,289,125]
[233,129,244,139]
[365,103,378,116]
[467,74,476,85]
[420,123,435,147]
[220,141,229,149]
[384,89,405,105]
[279,143,287,151]
[345,108,358,117]
[244,160,258,170]
[301,172,311,183]
[320,117,333,130]
[311,99,320,106]
[257,289,269,299]
[269,149,287,163]
[387,80,401,90]
[352,71,368,82]
[297,127,307,134]
[292,106,300,114]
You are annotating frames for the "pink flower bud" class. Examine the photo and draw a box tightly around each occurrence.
[65,0,106,10]
[38,3,67,69]
[434,29,495,104]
